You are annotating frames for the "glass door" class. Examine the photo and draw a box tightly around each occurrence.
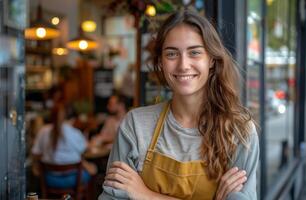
[0,34,26,200]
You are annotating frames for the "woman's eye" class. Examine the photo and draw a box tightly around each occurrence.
[165,52,178,58]
[189,51,201,56]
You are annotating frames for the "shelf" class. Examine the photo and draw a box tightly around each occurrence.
[26,65,52,72]
[26,47,52,56]
[26,86,52,91]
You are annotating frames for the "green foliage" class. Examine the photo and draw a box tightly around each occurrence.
[266,0,296,50]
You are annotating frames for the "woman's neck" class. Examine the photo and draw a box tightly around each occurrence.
[170,95,203,128]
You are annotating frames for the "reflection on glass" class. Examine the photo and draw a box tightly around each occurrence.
[247,0,262,197]
[265,0,296,188]
[247,0,261,122]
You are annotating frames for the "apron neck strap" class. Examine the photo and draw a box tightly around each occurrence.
[148,101,170,151]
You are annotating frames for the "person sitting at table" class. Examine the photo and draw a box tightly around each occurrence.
[31,104,97,188]
[90,94,128,149]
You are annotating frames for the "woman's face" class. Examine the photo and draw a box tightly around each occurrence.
[161,24,211,98]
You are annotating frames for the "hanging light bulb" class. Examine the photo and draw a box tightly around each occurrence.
[82,20,97,32]
[53,40,68,56]
[36,27,47,38]
[52,47,68,56]
[25,4,60,40]
[51,17,60,25]
[79,40,89,50]
[145,5,156,17]
[66,27,98,51]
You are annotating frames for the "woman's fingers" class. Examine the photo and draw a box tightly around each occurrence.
[216,167,247,200]
[105,161,153,200]
[104,180,125,190]
[224,174,247,195]
[216,167,239,199]
[107,167,131,178]
[226,170,246,187]
[233,184,243,192]
[111,161,136,174]
[221,167,239,181]
[105,164,134,185]
[105,171,130,184]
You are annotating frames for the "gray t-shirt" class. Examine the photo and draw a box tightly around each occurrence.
[99,102,259,200]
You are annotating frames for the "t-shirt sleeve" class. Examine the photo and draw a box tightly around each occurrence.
[98,118,139,200]
[227,123,260,200]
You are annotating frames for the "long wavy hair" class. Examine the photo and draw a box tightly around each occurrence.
[153,9,254,181]
[50,104,65,153]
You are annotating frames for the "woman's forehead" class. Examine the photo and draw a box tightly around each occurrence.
[162,24,204,49]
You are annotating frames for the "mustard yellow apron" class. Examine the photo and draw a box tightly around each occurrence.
[140,102,217,200]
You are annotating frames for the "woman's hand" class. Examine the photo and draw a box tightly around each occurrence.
[214,167,247,200]
[104,161,153,200]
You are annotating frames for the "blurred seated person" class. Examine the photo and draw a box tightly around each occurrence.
[31,105,97,189]
[90,94,128,149]
[26,116,44,157]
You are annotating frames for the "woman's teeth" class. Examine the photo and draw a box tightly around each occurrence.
[174,75,196,81]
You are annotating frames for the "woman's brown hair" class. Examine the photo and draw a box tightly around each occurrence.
[50,104,66,152]
[153,9,253,181]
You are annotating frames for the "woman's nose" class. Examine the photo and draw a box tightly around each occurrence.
[178,54,191,71]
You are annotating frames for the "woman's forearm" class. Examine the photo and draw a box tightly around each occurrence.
[147,190,180,200]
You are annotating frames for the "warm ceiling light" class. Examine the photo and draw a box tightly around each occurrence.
[25,26,59,40]
[36,27,46,38]
[67,28,98,51]
[79,40,89,50]
[67,38,97,51]
[145,5,156,17]
[52,47,68,56]
[24,4,60,40]
[67,27,98,51]
[81,20,97,32]
[51,17,60,25]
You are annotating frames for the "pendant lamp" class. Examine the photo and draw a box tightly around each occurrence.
[25,4,60,40]
[53,41,68,56]
[66,27,98,51]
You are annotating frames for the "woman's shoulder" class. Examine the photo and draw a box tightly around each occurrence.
[123,102,166,125]
[129,101,165,116]
[118,102,166,140]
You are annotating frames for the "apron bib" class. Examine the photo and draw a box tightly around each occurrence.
[140,102,217,200]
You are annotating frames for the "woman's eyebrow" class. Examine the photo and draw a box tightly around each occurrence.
[163,45,205,51]
[163,47,178,51]
[187,45,205,50]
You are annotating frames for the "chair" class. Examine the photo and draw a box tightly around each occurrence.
[39,162,90,200]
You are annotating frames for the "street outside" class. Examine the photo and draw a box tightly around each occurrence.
[265,102,294,186]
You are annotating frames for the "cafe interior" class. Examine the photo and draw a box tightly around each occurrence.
[2,0,306,199]
[24,0,204,199]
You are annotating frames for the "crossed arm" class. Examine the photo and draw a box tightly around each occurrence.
[99,124,259,200]
[104,161,247,200]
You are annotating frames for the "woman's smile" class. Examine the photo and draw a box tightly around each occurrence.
[161,24,211,97]
[172,74,199,84]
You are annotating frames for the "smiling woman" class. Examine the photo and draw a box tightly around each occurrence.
[160,24,211,99]
[99,9,259,200]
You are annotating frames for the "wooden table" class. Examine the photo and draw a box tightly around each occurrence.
[83,145,111,159]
